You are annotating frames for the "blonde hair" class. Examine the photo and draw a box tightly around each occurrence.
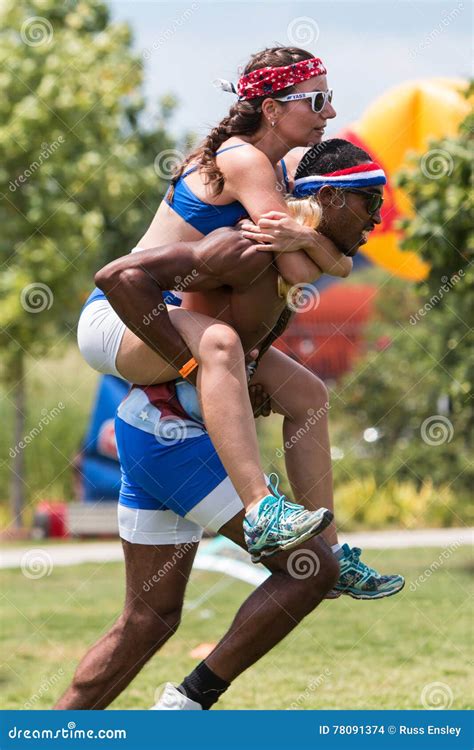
[277,195,323,300]
[285,194,322,230]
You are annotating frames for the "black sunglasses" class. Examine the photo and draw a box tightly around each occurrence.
[344,189,384,215]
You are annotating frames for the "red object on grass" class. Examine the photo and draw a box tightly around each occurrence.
[34,501,69,538]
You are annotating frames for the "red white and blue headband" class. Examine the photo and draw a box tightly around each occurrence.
[214,57,327,100]
[293,162,387,197]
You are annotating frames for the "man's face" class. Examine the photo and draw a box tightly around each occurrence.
[317,180,383,257]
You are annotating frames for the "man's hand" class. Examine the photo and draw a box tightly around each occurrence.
[248,383,272,418]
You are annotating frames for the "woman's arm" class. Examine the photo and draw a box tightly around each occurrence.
[242,211,353,278]
[224,147,343,284]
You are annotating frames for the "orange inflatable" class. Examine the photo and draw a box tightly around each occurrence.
[339,78,469,280]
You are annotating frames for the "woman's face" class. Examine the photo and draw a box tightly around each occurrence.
[274,75,336,149]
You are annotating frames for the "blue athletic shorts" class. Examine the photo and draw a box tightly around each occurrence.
[115,383,244,545]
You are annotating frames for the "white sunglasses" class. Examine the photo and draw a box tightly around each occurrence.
[274,89,333,113]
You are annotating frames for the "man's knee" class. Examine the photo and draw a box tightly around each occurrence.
[122,604,182,649]
[271,540,339,609]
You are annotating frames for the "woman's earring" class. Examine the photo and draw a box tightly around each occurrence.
[271,121,276,128]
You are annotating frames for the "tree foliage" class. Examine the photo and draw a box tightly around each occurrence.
[0,0,176,370]
[333,100,473,511]
[0,0,177,524]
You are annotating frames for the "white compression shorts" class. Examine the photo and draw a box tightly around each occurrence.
[77,246,182,378]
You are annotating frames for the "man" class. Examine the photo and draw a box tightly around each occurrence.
[55,140,403,711]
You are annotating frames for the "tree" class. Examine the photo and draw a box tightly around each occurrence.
[333,99,473,517]
[0,0,177,525]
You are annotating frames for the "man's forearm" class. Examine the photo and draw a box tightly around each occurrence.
[95,243,208,372]
[94,229,257,374]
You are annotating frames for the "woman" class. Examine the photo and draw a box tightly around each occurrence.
[78,46,349,557]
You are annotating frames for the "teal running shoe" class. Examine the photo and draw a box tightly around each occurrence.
[244,474,333,564]
[333,544,405,599]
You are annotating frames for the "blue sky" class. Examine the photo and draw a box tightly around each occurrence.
[109,0,471,138]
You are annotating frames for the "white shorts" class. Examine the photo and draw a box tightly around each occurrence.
[117,477,244,546]
[77,298,126,378]
[77,245,146,378]
[77,246,184,379]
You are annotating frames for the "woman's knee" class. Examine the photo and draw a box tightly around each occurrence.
[198,323,244,367]
[294,373,329,422]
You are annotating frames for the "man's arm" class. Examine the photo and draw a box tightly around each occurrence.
[94,228,270,375]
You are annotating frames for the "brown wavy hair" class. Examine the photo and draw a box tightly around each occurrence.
[167,46,315,200]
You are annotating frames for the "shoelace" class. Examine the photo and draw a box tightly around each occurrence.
[266,473,312,526]
[348,547,377,576]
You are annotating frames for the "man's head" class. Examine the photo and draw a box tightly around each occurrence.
[293,139,385,256]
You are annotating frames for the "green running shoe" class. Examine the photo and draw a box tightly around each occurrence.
[244,474,333,564]
[333,544,405,599]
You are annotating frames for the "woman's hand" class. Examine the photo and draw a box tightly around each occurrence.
[240,211,314,254]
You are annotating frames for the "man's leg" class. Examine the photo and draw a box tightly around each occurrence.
[251,346,338,546]
[201,512,339,686]
[54,538,198,709]
[168,512,339,709]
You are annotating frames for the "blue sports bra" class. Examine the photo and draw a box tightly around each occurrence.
[165,144,290,235]
[165,144,249,234]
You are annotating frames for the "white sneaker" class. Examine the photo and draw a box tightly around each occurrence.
[150,683,202,710]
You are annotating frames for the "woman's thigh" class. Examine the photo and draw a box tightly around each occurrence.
[115,306,240,385]
[250,346,328,420]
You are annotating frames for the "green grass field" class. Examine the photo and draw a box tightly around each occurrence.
[1,546,472,710]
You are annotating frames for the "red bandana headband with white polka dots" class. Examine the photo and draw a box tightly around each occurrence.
[236,58,327,100]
